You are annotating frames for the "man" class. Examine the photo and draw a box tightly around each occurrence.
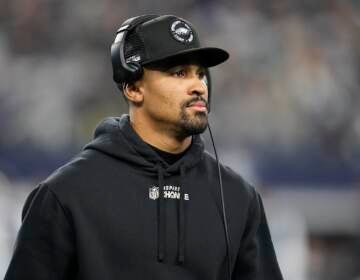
[5,14,283,279]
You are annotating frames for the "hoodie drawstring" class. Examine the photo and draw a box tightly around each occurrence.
[157,166,166,262]
[156,165,187,264]
[177,166,186,264]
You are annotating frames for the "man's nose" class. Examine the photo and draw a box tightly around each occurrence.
[188,75,207,97]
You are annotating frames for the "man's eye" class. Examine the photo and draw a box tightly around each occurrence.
[173,69,186,77]
[198,71,205,80]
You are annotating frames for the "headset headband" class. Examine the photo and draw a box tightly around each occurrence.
[111,15,159,83]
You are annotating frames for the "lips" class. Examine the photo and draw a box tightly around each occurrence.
[188,101,206,108]
[186,100,208,113]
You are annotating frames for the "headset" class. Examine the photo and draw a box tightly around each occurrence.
[111,14,158,84]
[110,15,213,111]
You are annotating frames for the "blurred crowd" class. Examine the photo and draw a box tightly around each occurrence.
[0,0,359,184]
[0,0,360,279]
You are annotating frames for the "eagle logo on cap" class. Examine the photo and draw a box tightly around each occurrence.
[170,20,194,43]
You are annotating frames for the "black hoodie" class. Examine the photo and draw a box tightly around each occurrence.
[5,115,283,280]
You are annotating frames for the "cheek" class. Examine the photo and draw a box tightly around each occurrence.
[144,87,180,120]
[144,82,182,117]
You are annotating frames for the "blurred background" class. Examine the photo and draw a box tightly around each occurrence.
[0,0,360,279]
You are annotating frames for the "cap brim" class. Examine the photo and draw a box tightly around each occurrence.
[142,47,229,68]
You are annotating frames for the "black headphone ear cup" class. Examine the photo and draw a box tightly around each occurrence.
[111,43,123,83]
[126,62,143,82]
[110,46,143,83]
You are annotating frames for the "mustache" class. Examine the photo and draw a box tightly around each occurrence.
[183,96,209,109]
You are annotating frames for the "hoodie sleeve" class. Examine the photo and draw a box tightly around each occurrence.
[232,191,283,280]
[4,184,77,280]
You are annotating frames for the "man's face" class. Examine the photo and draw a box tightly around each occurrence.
[138,64,209,138]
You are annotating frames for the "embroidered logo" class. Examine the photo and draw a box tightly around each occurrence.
[170,20,194,43]
[126,54,141,63]
[164,185,181,199]
[149,186,159,200]
[148,185,190,200]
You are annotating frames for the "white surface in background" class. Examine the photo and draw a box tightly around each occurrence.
[0,174,30,278]
[265,200,308,280]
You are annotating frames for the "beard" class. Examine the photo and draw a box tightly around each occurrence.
[175,98,209,138]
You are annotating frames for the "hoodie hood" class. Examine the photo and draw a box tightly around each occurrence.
[84,115,205,176]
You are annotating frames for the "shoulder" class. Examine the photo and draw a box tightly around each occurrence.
[43,150,93,186]
[201,150,261,232]
[40,149,109,203]
[202,150,257,201]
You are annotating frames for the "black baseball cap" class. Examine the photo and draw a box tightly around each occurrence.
[124,15,229,68]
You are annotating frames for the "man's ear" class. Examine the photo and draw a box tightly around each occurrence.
[123,81,144,105]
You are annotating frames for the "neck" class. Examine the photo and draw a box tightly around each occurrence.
[129,112,192,154]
